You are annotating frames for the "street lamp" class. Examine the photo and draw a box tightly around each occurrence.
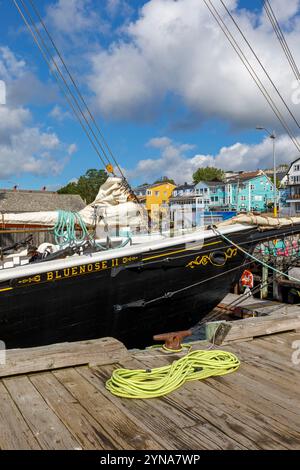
[256,126,277,217]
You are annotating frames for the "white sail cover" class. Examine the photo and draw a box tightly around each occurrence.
[218,213,300,227]
[2,177,148,234]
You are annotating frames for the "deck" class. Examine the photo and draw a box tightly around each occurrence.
[0,325,300,450]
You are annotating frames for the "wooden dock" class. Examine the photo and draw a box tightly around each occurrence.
[0,324,300,449]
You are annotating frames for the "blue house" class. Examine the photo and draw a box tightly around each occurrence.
[225,171,278,212]
[194,181,226,208]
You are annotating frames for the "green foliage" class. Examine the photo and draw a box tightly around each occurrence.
[153,176,176,185]
[268,175,281,189]
[58,169,108,204]
[193,167,225,183]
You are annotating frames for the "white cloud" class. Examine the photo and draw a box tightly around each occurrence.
[49,105,71,122]
[127,134,298,184]
[147,137,172,148]
[87,0,300,130]
[0,105,72,179]
[68,143,78,155]
[0,45,75,179]
[0,46,58,107]
[106,0,134,18]
[46,0,99,35]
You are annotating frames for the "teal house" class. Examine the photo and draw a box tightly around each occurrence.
[225,171,277,212]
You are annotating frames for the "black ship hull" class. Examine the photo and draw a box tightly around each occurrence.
[0,224,297,349]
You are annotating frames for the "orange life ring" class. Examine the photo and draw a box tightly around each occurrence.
[241,269,254,288]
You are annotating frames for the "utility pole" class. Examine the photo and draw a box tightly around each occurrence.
[256,127,277,216]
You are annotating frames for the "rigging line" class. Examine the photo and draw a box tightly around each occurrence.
[264,0,300,81]
[219,0,300,129]
[15,0,112,169]
[27,0,126,181]
[202,0,300,153]
[264,2,299,80]
[12,0,109,169]
[144,260,254,307]
[21,0,148,220]
[13,0,150,231]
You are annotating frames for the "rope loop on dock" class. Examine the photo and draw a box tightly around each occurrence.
[106,349,240,399]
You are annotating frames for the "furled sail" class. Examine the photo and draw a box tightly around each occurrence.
[218,213,300,227]
[2,177,147,235]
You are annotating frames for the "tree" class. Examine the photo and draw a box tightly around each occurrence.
[153,176,176,185]
[193,167,224,183]
[58,169,108,204]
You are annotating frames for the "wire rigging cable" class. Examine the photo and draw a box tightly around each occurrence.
[220,0,300,130]
[12,0,144,212]
[27,0,126,182]
[202,0,300,153]
[12,0,111,170]
[264,0,300,81]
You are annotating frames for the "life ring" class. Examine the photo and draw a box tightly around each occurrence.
[241,269,254,288]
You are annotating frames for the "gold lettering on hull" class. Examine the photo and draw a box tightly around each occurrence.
[14,256,139,289]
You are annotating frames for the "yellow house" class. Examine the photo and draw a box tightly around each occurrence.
[145,182,176,212]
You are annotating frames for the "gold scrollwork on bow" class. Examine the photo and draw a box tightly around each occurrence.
[186,247,238,269]
[18,275,41,285]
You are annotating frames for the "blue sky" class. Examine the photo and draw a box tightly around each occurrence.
[1,0,300,189]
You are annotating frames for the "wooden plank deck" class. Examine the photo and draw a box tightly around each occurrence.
[0,331,299,450]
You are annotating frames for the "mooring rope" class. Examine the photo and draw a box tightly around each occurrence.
[106,349,240,399]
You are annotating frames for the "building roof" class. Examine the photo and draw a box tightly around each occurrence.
[286,157,300,174]
[148,181,176,189]
[194,180,224,187]
[225,170,264,183]
[0,189,86,213]
[169,195,198,202]
[205,180,225,187]
[174,183,195,191]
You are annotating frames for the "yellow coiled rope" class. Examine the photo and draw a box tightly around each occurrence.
[106,349,240,399]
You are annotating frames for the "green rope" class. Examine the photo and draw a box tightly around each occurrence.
[53,210,91,247]
[106,349,240,399]
[52,210,132,250]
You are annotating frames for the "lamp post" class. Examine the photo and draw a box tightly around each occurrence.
[256,126,277,217]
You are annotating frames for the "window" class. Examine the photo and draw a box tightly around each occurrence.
[163,191,167,196]
[250,185,255,190]
[215,196,219,202]
[294,165,300,171]
[147,190,152,196]
[204,188,208,193]
[240,196,246,201]
[154,191,160,197]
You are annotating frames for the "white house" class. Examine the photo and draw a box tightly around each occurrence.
[285,157,300,214]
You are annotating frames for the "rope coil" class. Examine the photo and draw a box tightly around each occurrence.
[106,349,240,399]
[53,210,91,247]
